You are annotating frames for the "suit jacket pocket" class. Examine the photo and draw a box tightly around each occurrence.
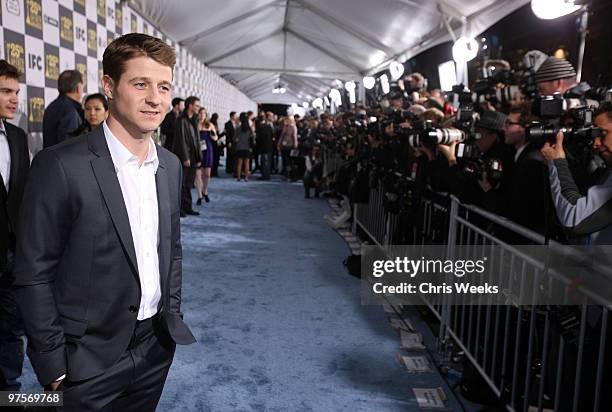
[60,316,88,338]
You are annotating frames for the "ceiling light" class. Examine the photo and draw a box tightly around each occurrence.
[389,61,405,81]
[531,0,580,19]
[452,36,479,63]
[379,74,390,94]
[363,76,375,90]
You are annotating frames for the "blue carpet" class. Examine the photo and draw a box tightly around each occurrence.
[21,173,423,411]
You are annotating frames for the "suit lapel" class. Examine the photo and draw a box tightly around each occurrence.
[88,129,139,277]
[155,156,171,296]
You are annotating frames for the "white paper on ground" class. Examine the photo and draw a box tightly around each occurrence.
[402,355,432,373]
[400,330,426,350]
[412,387,447,409]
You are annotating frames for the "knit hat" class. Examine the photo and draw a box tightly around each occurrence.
[535,56,576,83]
[475,110,507,132]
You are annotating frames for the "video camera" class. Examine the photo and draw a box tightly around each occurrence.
[527,93,601,153]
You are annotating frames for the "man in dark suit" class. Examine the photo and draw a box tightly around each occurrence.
[256,113,274,180]
[224,111,237,175]
[42,70,84,148]
[502,103,563,240]
[14,33,195,411]
[172,96,201,216]
[160,97,183,151]
[0,60,30,391]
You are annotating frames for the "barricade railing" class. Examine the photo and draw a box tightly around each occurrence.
[350,170,612,412]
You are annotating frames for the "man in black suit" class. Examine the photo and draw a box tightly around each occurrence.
[224,111,237,175]
[256,113,274,180]
[0,60,30,391]
[14,34,195,411]
[42,70,84,148]
[160,97,183,151]
[172,96,201,216]
[502,103,562,240]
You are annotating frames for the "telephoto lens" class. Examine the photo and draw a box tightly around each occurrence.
[429,128,467,145]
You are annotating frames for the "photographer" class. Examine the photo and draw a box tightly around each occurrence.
[437,110,512,213]
[541,102,612,244]
[501,102,563,238]
[535,56,577,96]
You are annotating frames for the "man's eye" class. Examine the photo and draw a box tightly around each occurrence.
[135,82,146,88]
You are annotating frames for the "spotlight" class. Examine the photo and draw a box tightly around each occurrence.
[379,74,390,94]
[531,0,580,20]
[452,36,479,63]
[313,98,323,109]
[389,61,404,81]
[363,76,375,90]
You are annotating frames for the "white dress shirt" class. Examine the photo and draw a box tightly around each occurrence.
[0,121,11,191]
[103,121,161,321]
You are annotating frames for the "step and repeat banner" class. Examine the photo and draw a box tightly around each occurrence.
[0,0,256,154]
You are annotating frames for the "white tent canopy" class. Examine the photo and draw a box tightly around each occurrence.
[131,0,530,104]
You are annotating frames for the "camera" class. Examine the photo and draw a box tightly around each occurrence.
[527,91,601,152]
[407,121,467,151]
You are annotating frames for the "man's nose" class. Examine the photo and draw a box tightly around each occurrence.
[593,136,602,149]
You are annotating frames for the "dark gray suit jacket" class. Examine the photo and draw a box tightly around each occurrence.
[13,126,196,386]
[0,121,29,278]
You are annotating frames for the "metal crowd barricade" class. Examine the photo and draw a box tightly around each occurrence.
[352,176,612,412]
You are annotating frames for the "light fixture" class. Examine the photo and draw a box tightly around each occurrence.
[452,36,479,63]
[335,79,344,88]
[438,60,457,92]
[329,89,342,106]
[531,0,580,20]
[302,102,309,109]
[345,81,356,104]
[363,76,375,90]
[379,74,390,94]
[389,61,405,81]
[313,98,323,109]
[272,84,287,94]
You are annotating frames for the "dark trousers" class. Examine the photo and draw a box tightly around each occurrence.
[303,168,322,198]
[272,149,279,174]
[260,152,271,179]
[212,144,221,177]
[281,148,292,178]
[0,280,25,390]
[58,314,175,412]
[181,165,196,213]
[225,148,235,174]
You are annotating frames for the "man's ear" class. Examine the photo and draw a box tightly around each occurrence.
[101,75,115,100]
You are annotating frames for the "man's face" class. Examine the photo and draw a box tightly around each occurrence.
[0,76,19,120]
[176,101,184,112]
[504,113,525,146]
[593,113,612,166]
[75,82,84,100]
[103,56,172,137]
[187,100,200,117]
[537,79,561,96]
[475,129,497,153]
